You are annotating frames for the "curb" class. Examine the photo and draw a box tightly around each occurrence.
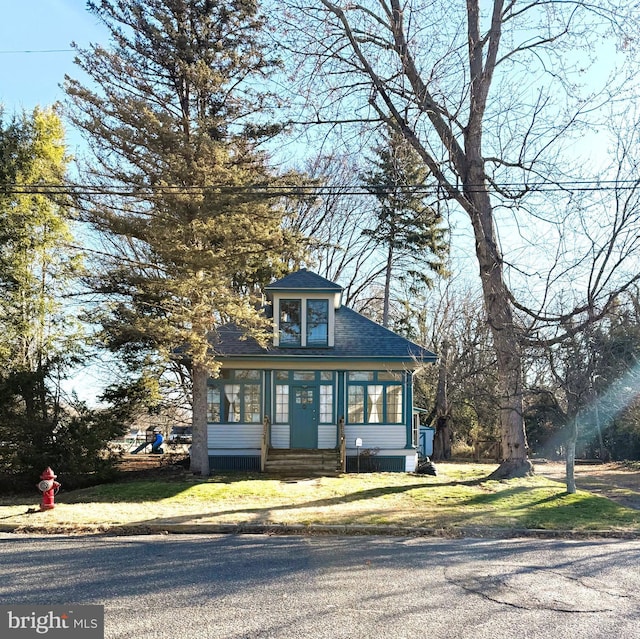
[2,521,639,540]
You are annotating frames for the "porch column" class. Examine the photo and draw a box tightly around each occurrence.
[405,371,414,448]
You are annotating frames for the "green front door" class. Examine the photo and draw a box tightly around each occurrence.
[290,386,318,448]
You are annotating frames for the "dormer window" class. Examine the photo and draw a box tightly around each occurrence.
[307,299,328,346]
[279,299,301,346]
[269,271,341,349]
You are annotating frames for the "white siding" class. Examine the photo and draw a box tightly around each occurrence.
[271,424,290,449]
[405,452,418,472]
[345,424,406,449]
[208,424,262,449]
[318,424,337,449]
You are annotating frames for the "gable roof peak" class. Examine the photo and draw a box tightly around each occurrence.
[266,269,344,293]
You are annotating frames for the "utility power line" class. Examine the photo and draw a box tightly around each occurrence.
[2,179,640,198]
[0,49,74,54]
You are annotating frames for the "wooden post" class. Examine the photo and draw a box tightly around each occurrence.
[338,416,346,472]
[260,415,270,472]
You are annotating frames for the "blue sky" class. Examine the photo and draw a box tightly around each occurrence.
[0,1,106,115]
[0,1,109,403]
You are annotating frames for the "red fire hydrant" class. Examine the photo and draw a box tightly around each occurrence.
[37,467,61,511]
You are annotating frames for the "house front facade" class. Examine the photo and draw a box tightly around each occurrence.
[206,270,436,473]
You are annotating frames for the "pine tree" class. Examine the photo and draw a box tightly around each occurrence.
[361,125,448,327]
[65,0,305,473]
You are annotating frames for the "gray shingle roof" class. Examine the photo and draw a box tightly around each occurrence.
[265,269,343,293]
[213,305,436,364]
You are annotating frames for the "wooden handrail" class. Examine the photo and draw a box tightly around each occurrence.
[338,416,346,472]
[261,415,270,472]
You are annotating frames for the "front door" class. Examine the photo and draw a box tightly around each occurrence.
[290,386,318,448]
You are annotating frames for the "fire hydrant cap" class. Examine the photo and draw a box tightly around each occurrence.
[40,467,56,480]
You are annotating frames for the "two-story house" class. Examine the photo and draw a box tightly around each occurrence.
[205,269,436,474]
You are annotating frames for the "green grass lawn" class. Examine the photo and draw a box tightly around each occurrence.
[2,462,639,535]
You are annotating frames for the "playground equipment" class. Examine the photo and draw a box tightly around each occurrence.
[131,429,164,454]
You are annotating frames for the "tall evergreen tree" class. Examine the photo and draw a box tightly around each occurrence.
[361,125,448,327]
[65,0,305,474]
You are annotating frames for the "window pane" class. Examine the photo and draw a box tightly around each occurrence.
[367,385,384,423]
[275,370,289,381]
[320,371,333,381]
[224,384,241,422]
[387,385,403,423]
[293,371,315,381]
[275,385,289,423]
[319,385,333,423]
[243,384,261,423]
[348,386,365,423]
[280,300,301,346]
[207,387,220,423]
[378,371,402,381]
[235,369,260,380]
[348,371,374,381]
[307,299,328,345]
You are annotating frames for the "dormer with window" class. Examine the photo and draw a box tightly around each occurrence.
[265,270,343,348]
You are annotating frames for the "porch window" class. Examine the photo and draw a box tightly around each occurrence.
[387,385,403,423]
[348,386,365,423]
[207,369,262,423]
[224,384,241,422]
[207,388,221,423]
[243,384,261,423]
[367,385,384,423]
[347,371,404,424]
[307,299,328,346]
[275,384,289,423]
[319,384,333,423]
[279,299,301,346]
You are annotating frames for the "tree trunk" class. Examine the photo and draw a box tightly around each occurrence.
[382,244,393,328]
[432,340,451,461]
[190,362,210,476]
[566,419,578,494]
[432,417,451,461]
[466,173,532,479]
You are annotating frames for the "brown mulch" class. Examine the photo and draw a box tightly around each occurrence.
[534,461,640,510]
[115,452,191,481]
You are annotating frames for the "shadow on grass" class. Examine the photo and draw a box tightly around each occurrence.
[462,485,565,509]
[59,472,487,505]
[54,472,531,530]
[15,469,640,532]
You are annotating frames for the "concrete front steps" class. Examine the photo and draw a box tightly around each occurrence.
[263,448,342,477]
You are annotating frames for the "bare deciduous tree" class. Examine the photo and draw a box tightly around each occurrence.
[277,0,640,477]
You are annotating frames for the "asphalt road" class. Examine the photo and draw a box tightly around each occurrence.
[1,533,639,639]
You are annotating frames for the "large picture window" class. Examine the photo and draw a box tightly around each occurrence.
[207,370,262,423]
[347,371,404,424]
[279,299,301,346]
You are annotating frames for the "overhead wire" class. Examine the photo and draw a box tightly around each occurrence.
[2,179,640,198]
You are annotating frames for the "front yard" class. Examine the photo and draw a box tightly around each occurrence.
[2,462,639,536]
